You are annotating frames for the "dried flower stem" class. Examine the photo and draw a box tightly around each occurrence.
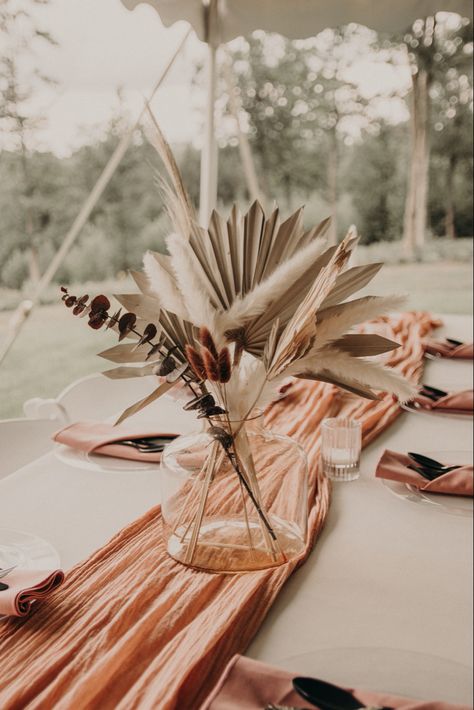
[185,440,219,564]
[62,289,280,558]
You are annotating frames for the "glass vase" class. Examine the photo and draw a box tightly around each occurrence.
[160,416,308,573]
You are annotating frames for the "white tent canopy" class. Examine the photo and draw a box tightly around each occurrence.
[122,0,472,42]
[122,0,472,224]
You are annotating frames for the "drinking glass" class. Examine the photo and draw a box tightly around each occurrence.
[321,418,361,481]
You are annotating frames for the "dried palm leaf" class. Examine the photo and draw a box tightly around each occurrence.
[290,348,417,402]
[103,364,158,379]
[158,309,199,361]
[313,295,406,351]
[296,369,380,400]
[115,380,176,425]
[98,342,152,364]
[328,333,401,357]
[228,244,338,356]
[321,262,383,308]
[113,294,161,324]
[218,233,328,337]
[266,229,358,378]
[145,106,197,240]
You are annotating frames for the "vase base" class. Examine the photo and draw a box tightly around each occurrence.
[166,517,306,573]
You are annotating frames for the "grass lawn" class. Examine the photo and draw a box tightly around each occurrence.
[0,261,472,420]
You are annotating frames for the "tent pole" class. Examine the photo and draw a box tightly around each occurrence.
[199,40,218,226]
[222,53,266,210]
[0,27,191,368]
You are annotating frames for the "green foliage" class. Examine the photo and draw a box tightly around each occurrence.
[0,18,472,298]
[1,249,29,289]
[347,125,407,243]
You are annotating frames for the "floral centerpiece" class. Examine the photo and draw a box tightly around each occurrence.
[61,113,415,573]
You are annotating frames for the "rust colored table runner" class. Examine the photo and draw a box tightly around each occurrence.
[0,312,436,710]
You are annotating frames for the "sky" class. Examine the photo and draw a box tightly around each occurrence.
[7,0,414,157]
[17,0,206,155]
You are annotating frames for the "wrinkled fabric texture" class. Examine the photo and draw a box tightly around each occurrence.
[0,312,435,710]
[53,421,178,462]
[0,569,64,618]
[201,654,472,710]
[376,449,474,496]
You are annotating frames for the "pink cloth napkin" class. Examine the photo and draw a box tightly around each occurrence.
[53,421,177,462]
[413,390,473,415]
[424,340,473,359]
[376,449,473,497]
[200,655,471,710]
[0,568,64,617]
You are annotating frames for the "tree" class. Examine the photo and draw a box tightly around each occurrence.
[347,124,407,243]
[0,0,58,283]
[430,67,473,239]
[221,28,388,242]
[400,13,473,258]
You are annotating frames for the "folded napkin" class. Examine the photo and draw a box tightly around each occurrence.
[424,339,473,360]
[0,568,64,617]
[53,421,177,462]
[200,655,470,710]
[376,450,473,497]
[412,389,473,415]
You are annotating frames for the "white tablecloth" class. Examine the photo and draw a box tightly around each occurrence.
[0,314,472,703]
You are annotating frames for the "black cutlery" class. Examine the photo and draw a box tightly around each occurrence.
[446,338,464,346]
[408,452,450,469]
[293,676,392,710]
[0,583,8,592]
[407,464,441,481]
[407,453,459,480]
[117,435,177,453]
[420,384,448,399]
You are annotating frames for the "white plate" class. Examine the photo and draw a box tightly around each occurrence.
[54,443,159,472]
[0,527,60,570]
[275,647,472,704]
[381,450,473,517]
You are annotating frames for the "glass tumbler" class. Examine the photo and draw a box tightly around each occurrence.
[321,418,362,481]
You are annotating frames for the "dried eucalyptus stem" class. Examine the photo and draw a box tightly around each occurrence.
[61,287,279,559]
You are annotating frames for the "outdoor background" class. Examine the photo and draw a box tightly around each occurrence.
[0,0,472,419]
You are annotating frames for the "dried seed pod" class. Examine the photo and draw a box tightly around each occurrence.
[106,308,122,329]
[88,312,107,329]
[198,405,227,419]
[73,295,88,316]
[202,347,219,381]
[158,355,176,376]
[60,286,68,294]
[207,426,233,449]
[118,312,137,341]
[72,303,86,316]
[90,295,111,313]
[137,323,157,346]
[151,361,163,375]
[217,347,232,383]
[185,345,207,380]
[146,343,162,361]
[64,296,76,308]
[183,393,215,411]
[199,327,218,359]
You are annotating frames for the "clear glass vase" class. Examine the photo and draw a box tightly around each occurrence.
[160,416,308,573]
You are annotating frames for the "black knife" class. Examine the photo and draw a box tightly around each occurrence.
[293,676,393,710]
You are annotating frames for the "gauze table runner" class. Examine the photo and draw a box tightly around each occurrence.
[0,312,436,710]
